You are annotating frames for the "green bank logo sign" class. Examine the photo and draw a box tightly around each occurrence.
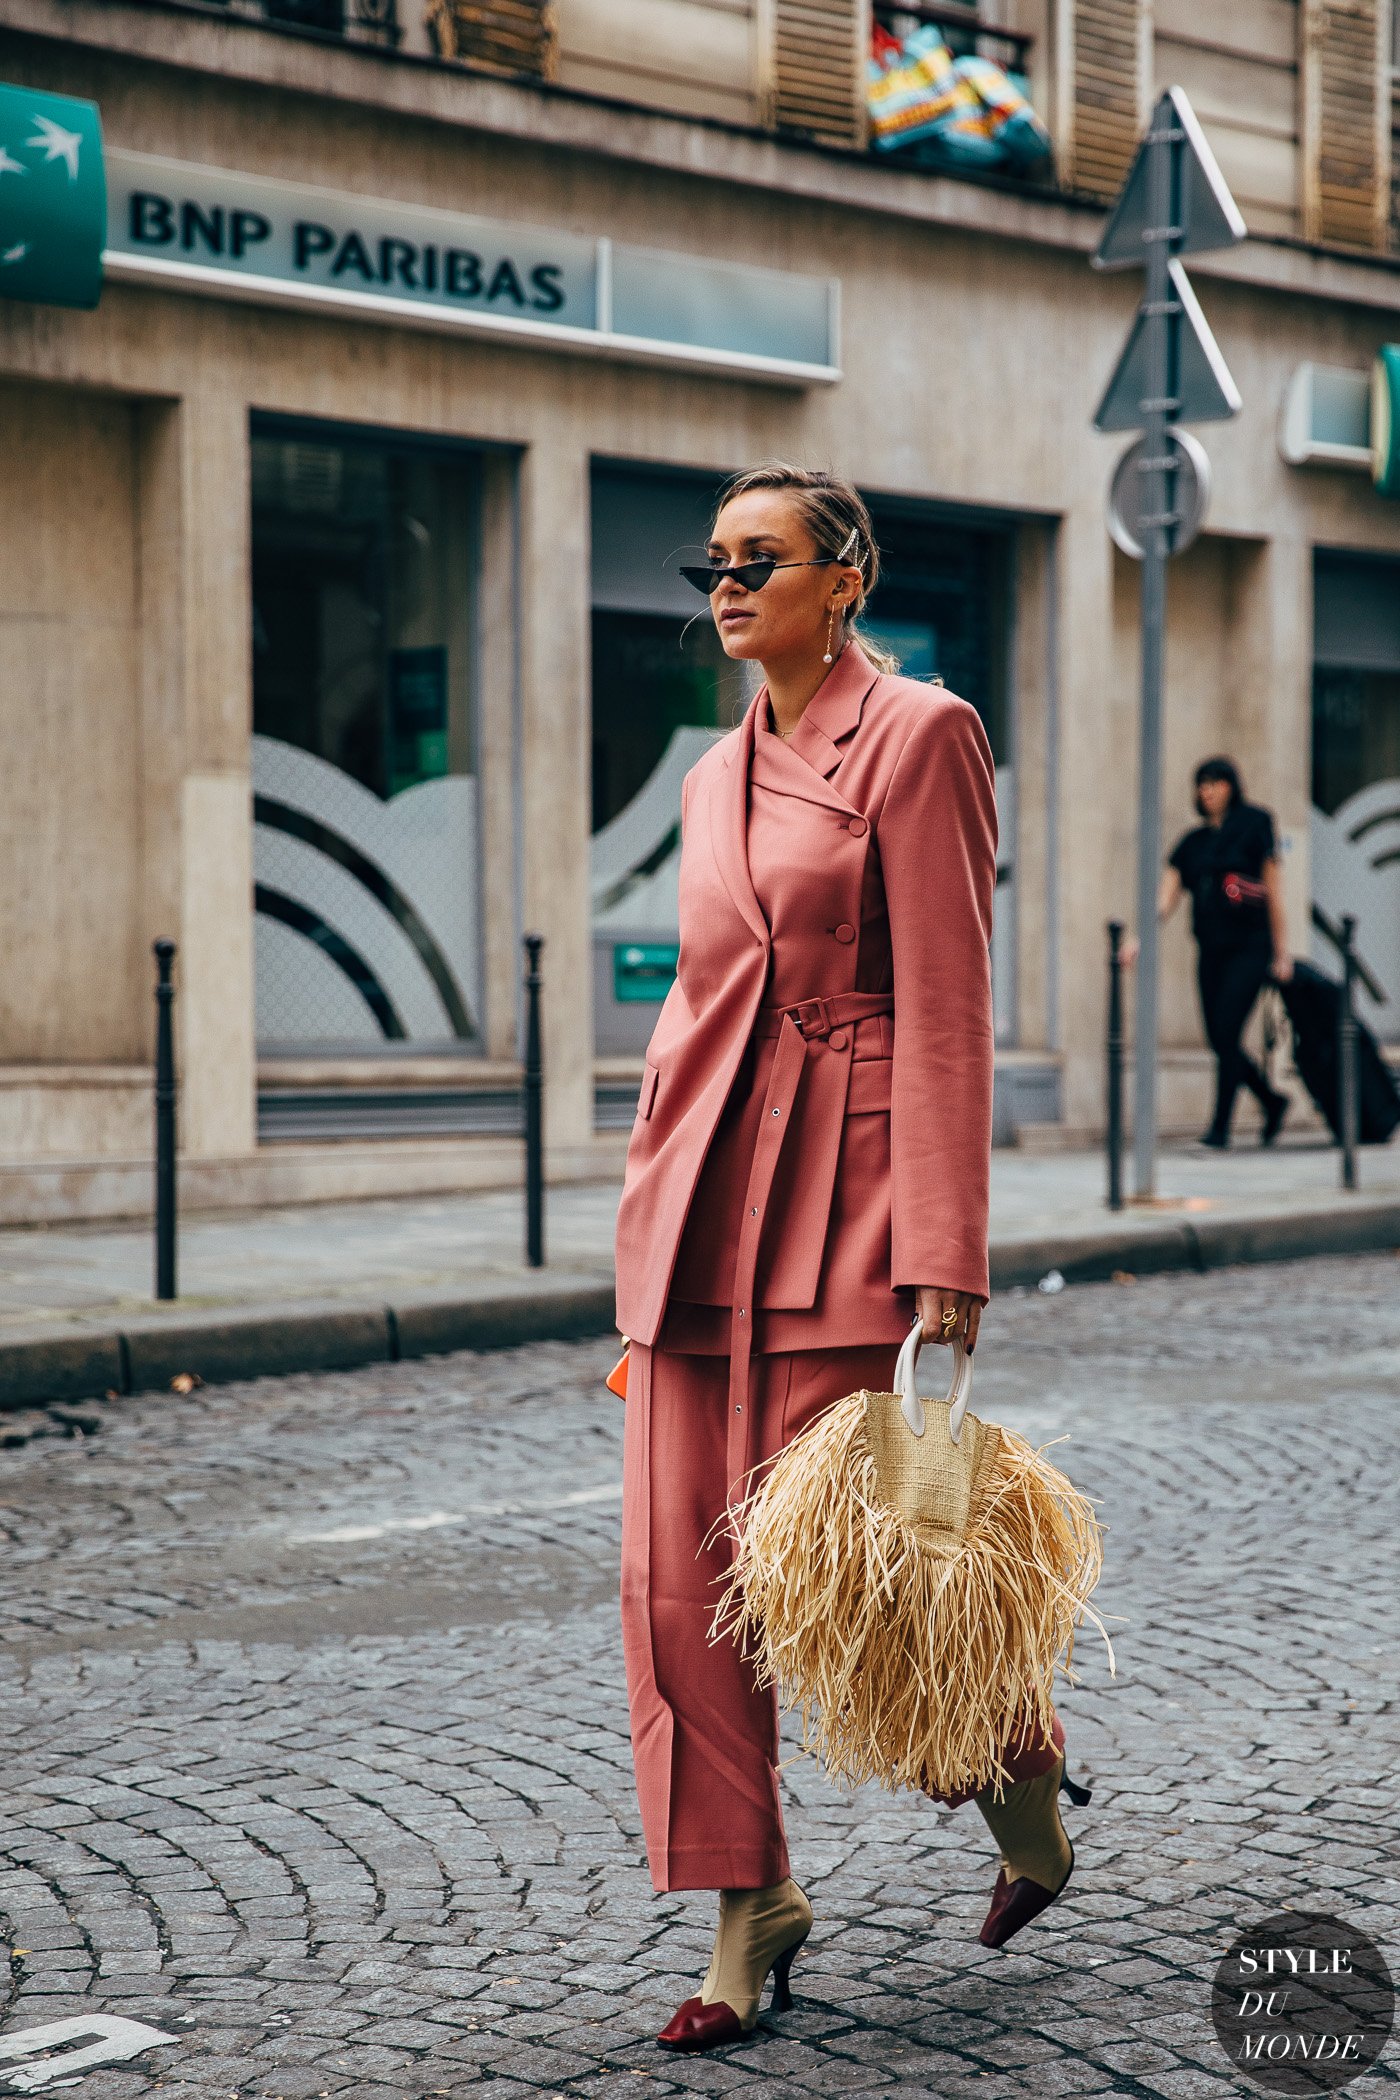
[102,147,839,383]
[1371,346,1400,498]
[0,83,105,307]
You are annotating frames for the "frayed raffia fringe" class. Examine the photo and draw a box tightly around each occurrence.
[707,1395,1116,1802]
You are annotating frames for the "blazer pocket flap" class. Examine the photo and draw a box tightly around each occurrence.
[845,1055,892,1115]
[637,1063,659,1120]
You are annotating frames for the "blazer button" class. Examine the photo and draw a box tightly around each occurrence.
[833,922,856,944]
[829,1030,849,1052]
[847,816,869,838]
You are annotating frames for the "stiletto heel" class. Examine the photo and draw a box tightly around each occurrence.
[656,1880,812,2052]
[1059,1768,1092,1808]
[769,1937,802,2014]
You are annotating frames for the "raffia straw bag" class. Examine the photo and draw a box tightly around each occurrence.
[709,1319,1115,1801]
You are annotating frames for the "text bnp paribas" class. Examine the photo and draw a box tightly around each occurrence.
[126,190,569,312]
[105,151,598,330]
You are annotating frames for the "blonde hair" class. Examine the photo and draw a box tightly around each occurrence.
[711,461,900,674]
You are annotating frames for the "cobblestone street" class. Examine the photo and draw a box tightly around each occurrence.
[1,1254,1397,2100]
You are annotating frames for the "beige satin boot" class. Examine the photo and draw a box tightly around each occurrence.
[657,1878,812,2051]
[974,1752,1093,1947]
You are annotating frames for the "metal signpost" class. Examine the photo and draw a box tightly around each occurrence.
[153,940,178,1301]
[523,932,545,1268]
[1092,88,1246,1199]
[1338,915,1359,1191]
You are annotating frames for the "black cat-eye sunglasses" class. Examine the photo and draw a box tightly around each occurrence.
[678,557,842,597]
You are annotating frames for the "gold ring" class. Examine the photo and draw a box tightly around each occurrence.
[940,1306,959,1334]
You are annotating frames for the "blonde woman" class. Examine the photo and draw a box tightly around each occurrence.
[612,464,1090,2053]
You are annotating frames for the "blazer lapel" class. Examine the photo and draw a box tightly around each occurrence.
[787,639,881,779]
[749,641,882,815]
[709,695,770,949]
[707,643,881,933]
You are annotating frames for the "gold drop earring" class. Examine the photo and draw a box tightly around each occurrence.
[823,598,840,665]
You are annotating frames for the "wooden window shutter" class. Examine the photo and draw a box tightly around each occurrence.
[426,0,559,80]
[765,0,868,150]
[1057,0,1150,200]
[1302,0,1389,249]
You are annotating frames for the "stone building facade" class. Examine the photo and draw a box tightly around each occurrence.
[1,0,1397,1220]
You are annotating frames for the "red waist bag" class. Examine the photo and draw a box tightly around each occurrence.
[1221,871,1267,909]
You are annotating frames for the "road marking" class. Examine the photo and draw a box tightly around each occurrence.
[292,1479,624,1544]
[0,2017,178,2094]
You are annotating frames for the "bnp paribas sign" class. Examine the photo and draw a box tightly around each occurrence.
[0,79,838,385]
[0,83,105,308]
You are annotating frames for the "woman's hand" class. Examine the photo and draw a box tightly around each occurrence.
[1119,871,1182,969]
[1271,950,1294,984]
[915,1285,981,1353]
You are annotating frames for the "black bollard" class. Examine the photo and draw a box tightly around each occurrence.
[1106,919,1125,1212]
[153,939,178,1300]
[1338,913,1359,1192]
[523,932,545,1268]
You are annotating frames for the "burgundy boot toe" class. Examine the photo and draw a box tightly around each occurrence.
[978,1841,1075,1949]
[657,1996,745,2050]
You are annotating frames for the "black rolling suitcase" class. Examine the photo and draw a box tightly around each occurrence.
[1277,959,1400,1145]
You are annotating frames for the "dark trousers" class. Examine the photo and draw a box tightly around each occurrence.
[1196,940,1279,1138]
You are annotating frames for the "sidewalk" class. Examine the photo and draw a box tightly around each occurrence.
[1,1132,1397,1408]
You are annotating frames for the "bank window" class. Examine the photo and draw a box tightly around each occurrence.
[589,465,742,834]
[589,464,743,1062]
[1313,667,1400,816]
[862,504,1010,763]
[250,423,484,1054]
[252,435,477,795]
[592,611,736,829]
[1309,550,1400,1040]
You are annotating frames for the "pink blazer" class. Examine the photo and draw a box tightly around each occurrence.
[614,640,999,1351]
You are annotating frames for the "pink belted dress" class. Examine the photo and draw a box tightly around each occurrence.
[613,640,1061,1892]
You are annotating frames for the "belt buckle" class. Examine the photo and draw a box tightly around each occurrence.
[790,998,830,1041]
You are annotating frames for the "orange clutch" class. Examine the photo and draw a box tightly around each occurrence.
[606,1346,630,1400]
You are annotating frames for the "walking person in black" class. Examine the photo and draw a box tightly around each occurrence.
[1123,757,1293,1148]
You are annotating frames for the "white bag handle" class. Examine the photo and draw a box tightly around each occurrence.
[894,1316,973,1444]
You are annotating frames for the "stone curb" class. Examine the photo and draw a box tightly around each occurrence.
[0,1204,1397,1412]
[0,1277,618,1412]
[0,1331,126,1412]
[121,1301,394,1396]
[990,1198,1400,1289]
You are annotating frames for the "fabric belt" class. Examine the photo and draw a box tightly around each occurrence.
[752,992,895,1041]
[724,989,895,1499]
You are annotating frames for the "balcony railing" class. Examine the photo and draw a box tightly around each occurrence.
[196,0,399,47]
[181,0,1050,183]
[872,1,1034,79]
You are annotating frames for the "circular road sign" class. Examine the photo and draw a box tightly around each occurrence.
[1108,427,1212,559]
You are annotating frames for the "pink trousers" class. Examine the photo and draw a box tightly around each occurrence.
[619,1339,1064,1893]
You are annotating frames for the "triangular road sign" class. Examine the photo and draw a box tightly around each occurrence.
[1093,260,1242,430]
[1094,87,1246,270]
